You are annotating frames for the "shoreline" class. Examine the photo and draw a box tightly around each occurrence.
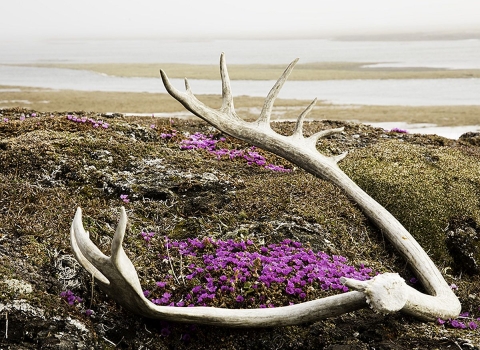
[1,85,479,131]
[13,62,480,80]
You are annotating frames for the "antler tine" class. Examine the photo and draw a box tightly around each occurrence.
[257,58,299,127]
[292,98,317,138]
[219,52,234,113]
[70,207,110,285]
[111,206,127,266]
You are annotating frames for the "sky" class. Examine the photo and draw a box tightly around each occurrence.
[1,0,479,41]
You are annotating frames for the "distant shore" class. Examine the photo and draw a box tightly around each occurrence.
[22,62,480,80]
[1,63,479,128]
[1,84,480,128]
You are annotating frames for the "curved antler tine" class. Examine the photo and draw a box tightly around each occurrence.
[257,58,299,127]
[220,52,234,113]
[293,98,317,138]
[109,207,145,294]
[111,206,127,264]
[159,70,204,112]
[160,70,182,99]
[70,207,110,284]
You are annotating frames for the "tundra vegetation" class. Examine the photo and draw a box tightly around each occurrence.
[1,108,480,348]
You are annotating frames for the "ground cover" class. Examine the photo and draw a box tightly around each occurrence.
[1,108,480,348]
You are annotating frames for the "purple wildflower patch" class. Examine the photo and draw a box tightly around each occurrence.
[437,310,480,332]
[389,128,408,134]
[180,133,291,172]
[143,236,374,308]
[60,290,83,306]
[66,114,109,129]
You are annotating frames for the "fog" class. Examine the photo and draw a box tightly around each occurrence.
[1,0,479,41]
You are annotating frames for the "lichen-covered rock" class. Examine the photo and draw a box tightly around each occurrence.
[447,219,480,275]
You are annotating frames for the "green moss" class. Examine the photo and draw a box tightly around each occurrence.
[342,140,480,266]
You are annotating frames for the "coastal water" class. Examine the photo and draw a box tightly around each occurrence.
[1,38,479,137]
[1,64,479,106]
[1,38,480,106]
[1,38,480,68]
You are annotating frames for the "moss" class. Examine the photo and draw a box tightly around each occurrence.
[342,140,480,267]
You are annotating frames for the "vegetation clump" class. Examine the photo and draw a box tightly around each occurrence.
[141,236,373,308]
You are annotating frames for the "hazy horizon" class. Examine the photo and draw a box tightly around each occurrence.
[1,0,480,42]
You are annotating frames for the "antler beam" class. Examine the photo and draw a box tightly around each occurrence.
[70,53,460,327]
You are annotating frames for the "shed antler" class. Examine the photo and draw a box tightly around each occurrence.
[159,53,460,320]
[71,207,367,326]
[70,53,460,326]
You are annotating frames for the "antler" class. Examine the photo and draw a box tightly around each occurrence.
[159,53,461,321]
[70,53,460,326]
[71,207,368,327]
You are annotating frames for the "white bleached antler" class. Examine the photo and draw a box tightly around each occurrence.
[159,53,460,321]
[70,53,460,326]
[71,207,367,327]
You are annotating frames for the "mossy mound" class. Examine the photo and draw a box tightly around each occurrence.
[341,139,480,273]
[1,108,480,349]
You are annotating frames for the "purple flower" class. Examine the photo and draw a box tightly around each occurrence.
[450,319,466,329]
[120,194,130,203]
[85,309,94,316]
[60,290,83,305]
[390,128,408,133]
[141,231,155,243]
[235,295,244,303]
